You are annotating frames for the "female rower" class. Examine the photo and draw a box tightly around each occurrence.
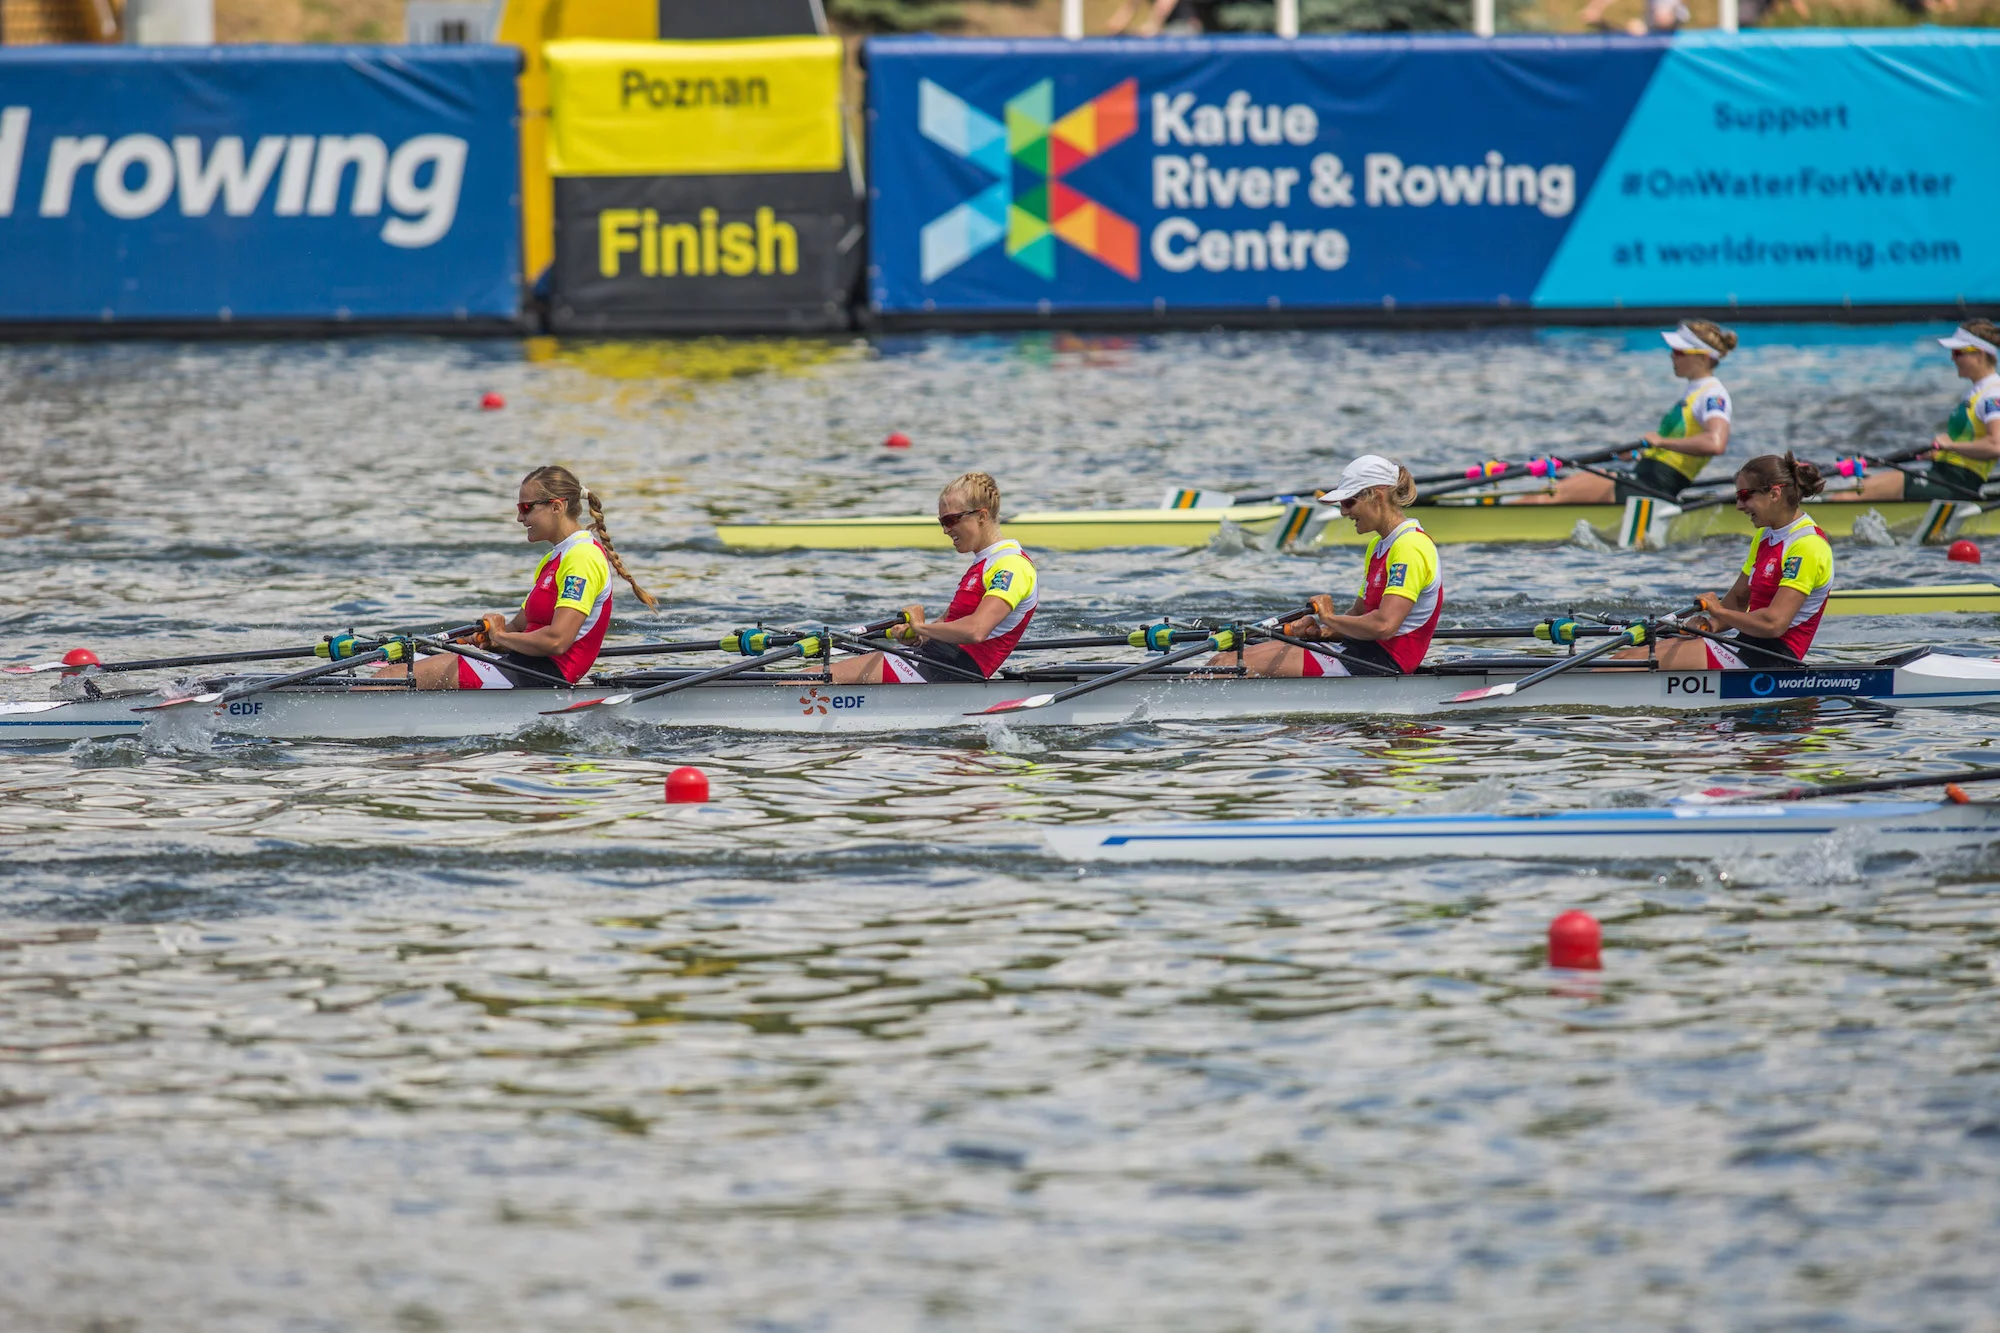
[829,472,1038,684]
[1626,452,1833,670]
[378,465,657,689]
[1543,320,1736,504]
[1835,320,2000,503]
[1224,455,1443,678]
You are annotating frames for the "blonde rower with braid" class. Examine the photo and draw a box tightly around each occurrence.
[378,465,657,690]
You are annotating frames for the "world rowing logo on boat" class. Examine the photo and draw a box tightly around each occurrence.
[918,76,1140,283]
[800,688,830,716]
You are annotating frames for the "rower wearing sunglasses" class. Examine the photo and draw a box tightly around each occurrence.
[1620,452,1833,670]
[830,471,1039,684]
[374,465,657,689]
[1224,455,1444,678]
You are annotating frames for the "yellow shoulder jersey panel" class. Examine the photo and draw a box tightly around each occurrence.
[982,552,1037,609]
[1777,531,1833,596]
[1379,527,1439,602]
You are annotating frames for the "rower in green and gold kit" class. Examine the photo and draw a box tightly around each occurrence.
[1544,320,1737,505]
[1837,320,2000,504]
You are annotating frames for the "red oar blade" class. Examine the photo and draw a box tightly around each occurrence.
[2,662,65,675]
[1443,682,1516,705]
[540,693,631,716]
[130,692,222,713]
[967,693,1055,717]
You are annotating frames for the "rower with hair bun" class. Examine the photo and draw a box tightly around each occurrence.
[1224,454,1444,678]
[830,471,1039,684]
[376,465,657,690]
[1624,451,1834,670]
[1535,318,1737,505]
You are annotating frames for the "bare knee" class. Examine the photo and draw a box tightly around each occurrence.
[830,653,884,685]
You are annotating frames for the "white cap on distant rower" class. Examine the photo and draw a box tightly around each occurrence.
[1319,454,1402,504]
[1938,326,1999,357]
[1661,323,1723,356]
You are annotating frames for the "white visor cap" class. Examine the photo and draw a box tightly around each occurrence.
[1661,323,1723,356]
[1319,454,1404,504]
[1938,327,1999,357]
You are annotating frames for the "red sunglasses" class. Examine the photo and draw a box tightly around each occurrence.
[517,497,561,517]
[1735,484,1779,503]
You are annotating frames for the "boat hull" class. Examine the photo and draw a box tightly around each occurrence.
[715,502,2000,551]
[5,653,1998,743]
[1043,799,2000,863]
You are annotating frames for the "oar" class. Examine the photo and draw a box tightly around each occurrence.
[1412,445,1640,503]
[1443,605,1699,705]
[966,609,1311,718]
[5,622,483,677]
[1220,447,1640,507]
[1773,765,2000,801]
[130,641,412,712]
[968,630,1245,718]
[542,636,824,715]
[412,636,575,689]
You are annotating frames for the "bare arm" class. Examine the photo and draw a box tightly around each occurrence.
[1927,414,2000,461]
[1706,583,1803,639]
[490,606,585,658]
[910,594,1015,645]
[1641,416,1730,458]
[1313,595,1414,643]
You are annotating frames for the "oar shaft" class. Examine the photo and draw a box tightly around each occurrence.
[1779,764,2000,801]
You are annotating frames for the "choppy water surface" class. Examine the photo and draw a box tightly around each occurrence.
[3,327,1998,1331]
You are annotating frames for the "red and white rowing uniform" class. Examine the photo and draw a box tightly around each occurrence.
[1704,513,1833,669]
[1301,518,1444,677]
[882,539,1039,684]
[458,530,613,689]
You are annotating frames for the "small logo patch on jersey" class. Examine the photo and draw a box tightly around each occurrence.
[1701,395,1725,414]
[1386,563,1408,589]
[561,575,587,601]
[1782,556,1801,579]
[989,569,1013,592]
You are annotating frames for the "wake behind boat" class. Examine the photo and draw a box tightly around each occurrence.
[6,648,1999,743]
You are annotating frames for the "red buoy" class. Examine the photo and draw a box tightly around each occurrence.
[1946,539,1981,564]
[61,648,101,669]
[480,392,506,411]
[1548,911,1602,970]
[883,431,912,449]
[664,766,710,804]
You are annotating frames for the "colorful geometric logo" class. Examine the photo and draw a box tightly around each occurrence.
[918,77,1140,284]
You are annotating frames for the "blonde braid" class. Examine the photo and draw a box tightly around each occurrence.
[584,489,658,609]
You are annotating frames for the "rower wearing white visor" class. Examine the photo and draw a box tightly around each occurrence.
[1221,455,1443,678]
[1540,319,1736,505]
[1835,320,2000,504]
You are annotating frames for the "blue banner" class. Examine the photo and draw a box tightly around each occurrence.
[0,46,520,323]
[865,33,2000,317]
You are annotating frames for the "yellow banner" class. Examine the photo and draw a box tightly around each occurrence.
[546,37,844,177]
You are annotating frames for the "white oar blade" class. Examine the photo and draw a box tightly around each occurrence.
[1444,683,1516,705]
[2,662,65,675]
[541,693,631,715]
[969,693,1054,717]
[131,692,222,713]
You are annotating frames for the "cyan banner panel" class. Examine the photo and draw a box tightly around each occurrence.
[865,33,2000,316]
[0,46,520,323]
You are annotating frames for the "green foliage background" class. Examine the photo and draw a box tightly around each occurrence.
[826,0,972,30]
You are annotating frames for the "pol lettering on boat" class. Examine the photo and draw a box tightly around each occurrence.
[1663,674,1718,696]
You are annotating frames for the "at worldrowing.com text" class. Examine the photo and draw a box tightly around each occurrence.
[1615,234,1961,270]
